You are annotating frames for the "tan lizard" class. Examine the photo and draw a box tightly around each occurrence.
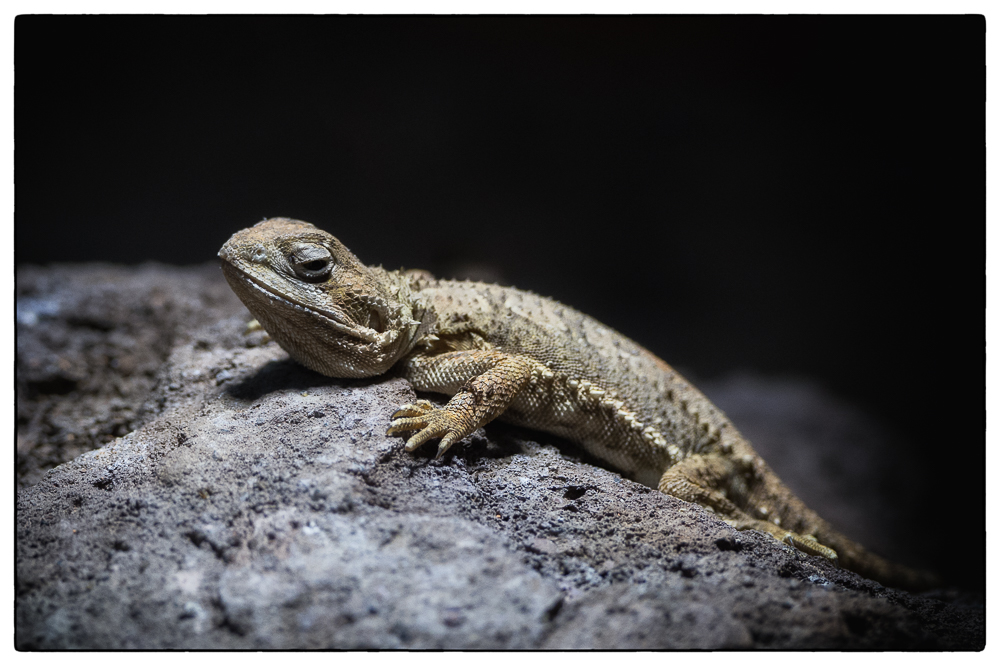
[219,217,937,590]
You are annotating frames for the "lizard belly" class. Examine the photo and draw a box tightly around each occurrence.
[499,378,674,489]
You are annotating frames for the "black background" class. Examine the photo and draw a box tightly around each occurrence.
[16,15,984,589]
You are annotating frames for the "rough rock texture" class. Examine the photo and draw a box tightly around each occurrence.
[16,263,248,489]
[15,264,985,649]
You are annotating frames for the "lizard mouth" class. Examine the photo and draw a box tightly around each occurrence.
[220,260,381,344]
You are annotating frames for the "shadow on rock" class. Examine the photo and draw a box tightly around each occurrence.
[225,358,358,400]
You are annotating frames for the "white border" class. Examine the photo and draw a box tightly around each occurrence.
[4,2,993,663]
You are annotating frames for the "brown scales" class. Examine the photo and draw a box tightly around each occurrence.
[220,217,938,591]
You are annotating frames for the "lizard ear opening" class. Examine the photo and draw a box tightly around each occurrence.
[367,308,384,333]
[289,244,334,282]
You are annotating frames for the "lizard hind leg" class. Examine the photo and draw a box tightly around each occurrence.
[658,453,942,590]
[657,454,839,563]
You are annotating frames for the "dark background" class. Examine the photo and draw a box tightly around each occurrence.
[16,16,984,589]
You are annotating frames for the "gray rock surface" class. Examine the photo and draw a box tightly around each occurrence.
[15,263,984,649]
[16,263,247,489]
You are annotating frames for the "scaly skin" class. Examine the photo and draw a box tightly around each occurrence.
[219,217,938,590]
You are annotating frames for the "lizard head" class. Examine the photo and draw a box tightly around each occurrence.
[219,217,434,378]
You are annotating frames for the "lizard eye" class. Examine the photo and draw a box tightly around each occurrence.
[289,244,334,282]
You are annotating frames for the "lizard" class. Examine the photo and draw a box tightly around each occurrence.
[218,217,938,591]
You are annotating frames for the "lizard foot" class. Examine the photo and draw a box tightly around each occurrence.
[387,401,470,458]
[243,318,271,343]
[726,517,839,563]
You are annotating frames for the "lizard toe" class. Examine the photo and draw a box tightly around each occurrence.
[435,431,464,459]
[784,532,839,563]
[391,400,437,420]
[404,424,451,452]
[386,415,428,436]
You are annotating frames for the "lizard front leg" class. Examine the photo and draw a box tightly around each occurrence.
[388,350,536,458]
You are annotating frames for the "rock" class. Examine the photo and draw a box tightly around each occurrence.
[15,264,984,649]
[16,263,251,489]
